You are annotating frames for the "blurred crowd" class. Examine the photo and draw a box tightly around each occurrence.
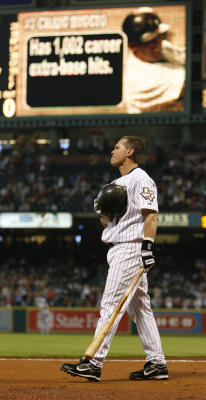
[0,134,117,212]
[0,134,206,212]
[0,240,106,309]
[151,140,206,211]
[148,253,206,309]
[0,240,205,310]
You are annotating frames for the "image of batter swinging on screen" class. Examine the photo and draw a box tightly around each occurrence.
[122,7,185,113]
[61,136,168,381]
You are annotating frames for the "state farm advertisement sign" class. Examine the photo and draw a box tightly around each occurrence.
[27,308,129,333]
[154,312,201,333]
[202,313,206,333]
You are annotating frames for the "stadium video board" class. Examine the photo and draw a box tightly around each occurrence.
[0,3,188,119]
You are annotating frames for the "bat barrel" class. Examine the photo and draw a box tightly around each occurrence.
[84,267,144,359]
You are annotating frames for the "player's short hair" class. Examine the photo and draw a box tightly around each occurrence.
[121,136,145,164]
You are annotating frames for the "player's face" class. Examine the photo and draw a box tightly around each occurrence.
[111,139,130,166]
[133,36,164,63]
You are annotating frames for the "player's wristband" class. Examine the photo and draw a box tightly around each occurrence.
[141,237,154,252]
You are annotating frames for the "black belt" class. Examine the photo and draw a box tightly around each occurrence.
[108,243,117,248]
[108,241,142,248]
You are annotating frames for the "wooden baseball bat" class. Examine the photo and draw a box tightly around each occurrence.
[84,266,144,359]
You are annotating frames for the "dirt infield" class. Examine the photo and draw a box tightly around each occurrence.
[0,359,206,400]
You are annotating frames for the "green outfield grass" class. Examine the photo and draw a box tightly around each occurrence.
[0,333,206,358]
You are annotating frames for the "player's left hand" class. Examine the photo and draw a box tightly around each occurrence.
[141,251,155,271]
[141,238,155,272]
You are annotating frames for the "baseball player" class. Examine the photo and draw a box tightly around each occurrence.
[61,136,168,381]
[122,7,185,113]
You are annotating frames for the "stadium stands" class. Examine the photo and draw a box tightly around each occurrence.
[0,135,206,213]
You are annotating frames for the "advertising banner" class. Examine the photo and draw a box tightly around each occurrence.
[0,212,72,228]
[157,213,202,228]
[0,309,12,332]
[154,312,202,334]
[27,308,130,333]
[202,313,206,333]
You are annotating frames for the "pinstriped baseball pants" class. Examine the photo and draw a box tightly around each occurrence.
[91,242,166,368]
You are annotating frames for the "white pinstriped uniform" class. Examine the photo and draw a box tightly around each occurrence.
[91,167,166,368]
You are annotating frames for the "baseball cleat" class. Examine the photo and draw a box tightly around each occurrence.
[129,361,168,380]
[61,357,101,382]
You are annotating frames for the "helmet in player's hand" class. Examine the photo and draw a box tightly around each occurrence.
[96,183,127,221]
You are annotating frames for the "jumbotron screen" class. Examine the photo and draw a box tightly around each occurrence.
[0,4,187,118]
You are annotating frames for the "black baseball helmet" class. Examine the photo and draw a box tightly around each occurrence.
[122,7,169,45]
[96,183,127,220]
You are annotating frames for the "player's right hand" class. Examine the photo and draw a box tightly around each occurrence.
[93,199,111,227]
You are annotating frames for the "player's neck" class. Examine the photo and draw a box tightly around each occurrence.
[119,161,138,176]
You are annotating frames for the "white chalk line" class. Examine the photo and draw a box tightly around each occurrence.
[0,358,206,362]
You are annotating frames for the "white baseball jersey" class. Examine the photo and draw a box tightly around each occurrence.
[102,167,158,245]
[124,44,185,114]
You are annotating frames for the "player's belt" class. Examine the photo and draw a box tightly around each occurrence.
[108,242,123,248]
[108,240,142,248]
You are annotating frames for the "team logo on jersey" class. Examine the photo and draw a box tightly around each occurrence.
[141,187,155,202]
